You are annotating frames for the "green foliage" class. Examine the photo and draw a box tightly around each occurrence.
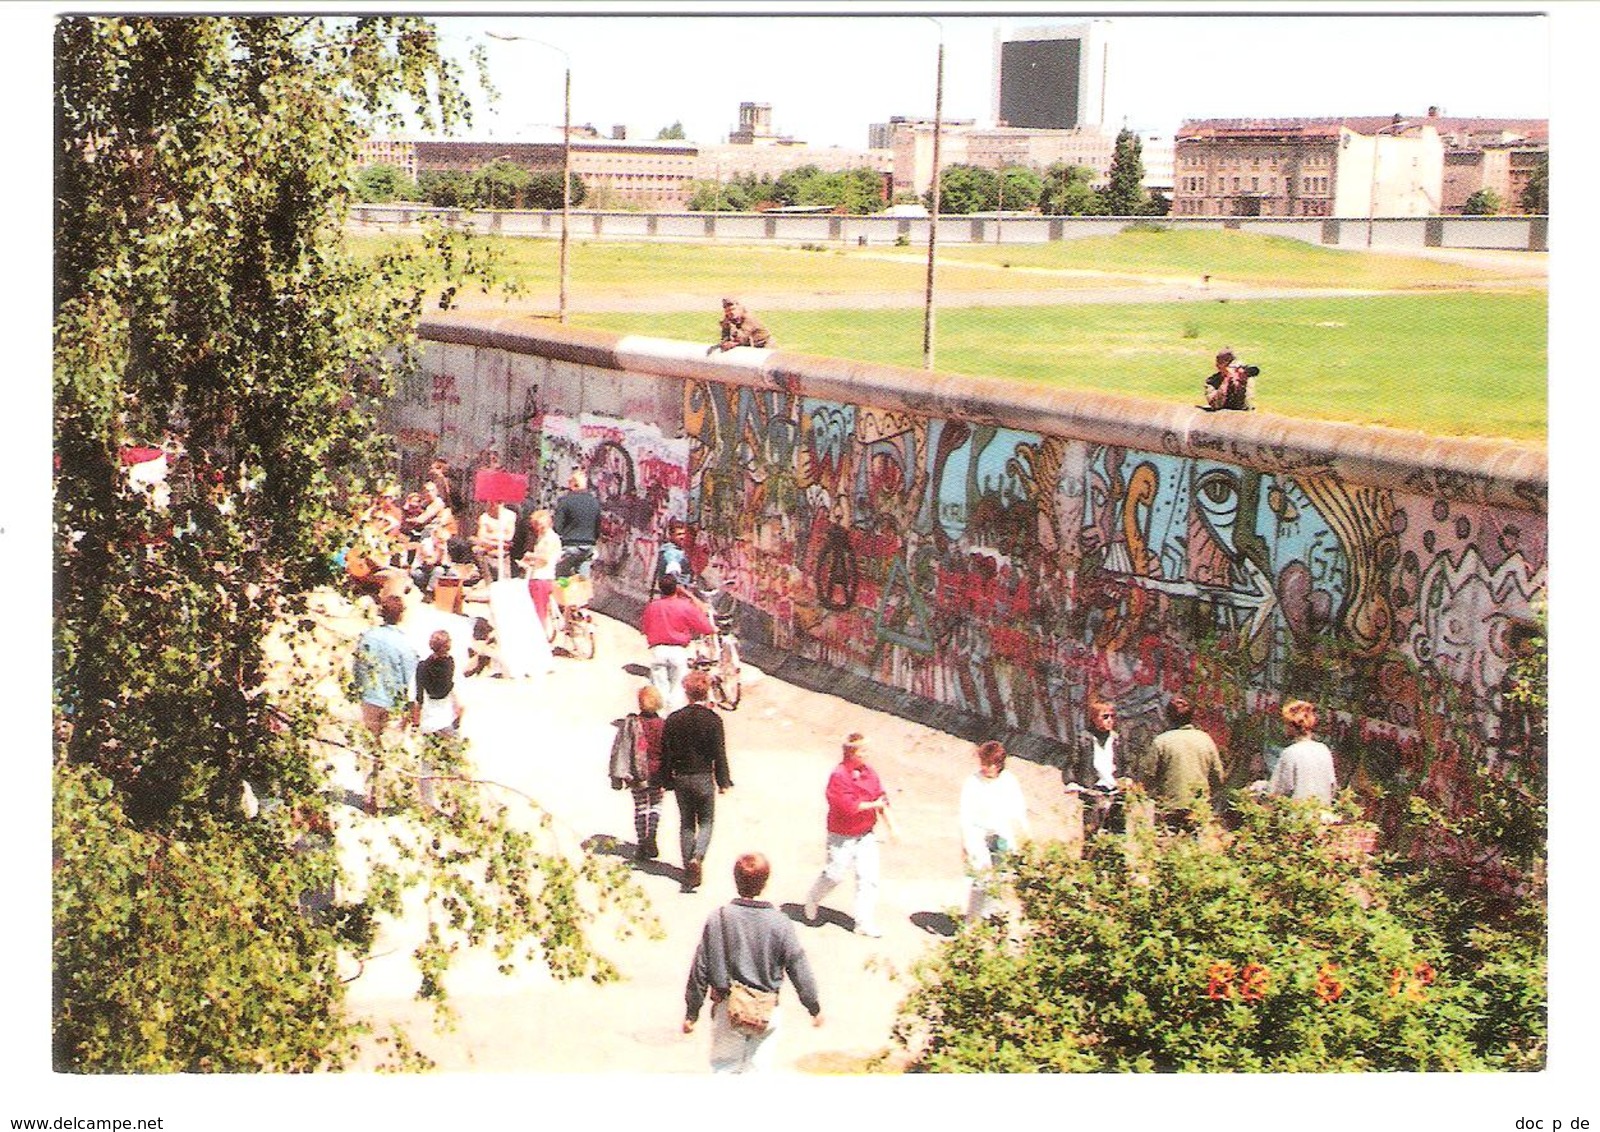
[1039,163,1105,216]
[655,120,686,140]
[929,164,996,215]
[523,170,589,210]
[54,14,646,1073]
[895,796,1544,1072]
[52,760,353,1071]
[356,163,418,204]
[471,158,531,209]
[1102,128,1150,216]
[1462,188,1504,216]
[688,166,884,214]
[997,166,1043,211]
[777,164,885,213]
[1519,155,1548,214]
[417,168,474,208]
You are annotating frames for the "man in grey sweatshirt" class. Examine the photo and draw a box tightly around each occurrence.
[683,852,823,1072]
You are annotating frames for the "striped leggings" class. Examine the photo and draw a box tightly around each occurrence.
[631,785,664,845]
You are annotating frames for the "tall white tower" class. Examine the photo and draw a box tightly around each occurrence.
[993,21,1112,131]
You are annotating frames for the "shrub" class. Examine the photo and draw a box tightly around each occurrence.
[894,792,1544,1072]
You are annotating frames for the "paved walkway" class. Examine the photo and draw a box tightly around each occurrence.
[326,592,1076,1073]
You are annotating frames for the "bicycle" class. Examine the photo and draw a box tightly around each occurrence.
[545,573,597,660]
[688,627,741,711]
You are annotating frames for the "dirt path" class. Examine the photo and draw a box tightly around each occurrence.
[331,595,1076,1073]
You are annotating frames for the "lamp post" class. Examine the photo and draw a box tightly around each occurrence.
[922,17,944,372]
[487,32,571,322]
[996,164,1005,245]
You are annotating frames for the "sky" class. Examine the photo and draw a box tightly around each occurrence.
[436,5,1554,149]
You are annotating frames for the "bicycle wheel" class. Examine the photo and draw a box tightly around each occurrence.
[544,598,561,644]
[571,610,597,660]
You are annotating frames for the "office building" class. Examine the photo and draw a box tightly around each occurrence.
[993,21,1111,131]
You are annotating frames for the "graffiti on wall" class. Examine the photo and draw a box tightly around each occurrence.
[667,381,1546,773]
[392,345,1543,817]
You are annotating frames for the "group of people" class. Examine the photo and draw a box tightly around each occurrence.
[1063,693,1339,836]
[665,730,1026,1072]
[349,595,465,814]
[666,691,1337,1072]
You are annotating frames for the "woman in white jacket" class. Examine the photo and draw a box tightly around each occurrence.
[959,741,1030,921]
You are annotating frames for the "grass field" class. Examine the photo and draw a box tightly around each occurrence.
[354,228,1546,442]
[577,293,1546,441]
[930,228,1541,289]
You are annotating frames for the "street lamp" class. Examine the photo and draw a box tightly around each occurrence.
[922,17,945,372]
[487,32,571,323]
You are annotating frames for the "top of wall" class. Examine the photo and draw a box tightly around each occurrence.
[418,313,1546,514]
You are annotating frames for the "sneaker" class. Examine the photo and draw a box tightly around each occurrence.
[803,901,819,924]
[685,859,702,889]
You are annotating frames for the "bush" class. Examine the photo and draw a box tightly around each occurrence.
[894,793,1544,1072]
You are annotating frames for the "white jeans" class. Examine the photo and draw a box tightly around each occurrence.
[709,999,781,1073]
[650,643,690,711]
[806,830,880,932]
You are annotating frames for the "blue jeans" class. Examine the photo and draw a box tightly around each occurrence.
[709,999,780,1073]
[674,774,717,868]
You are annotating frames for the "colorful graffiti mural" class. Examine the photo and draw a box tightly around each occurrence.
[391,333,1544,847]
[671,381,1545,777]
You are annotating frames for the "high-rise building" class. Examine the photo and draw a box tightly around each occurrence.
[993,21,1110,131]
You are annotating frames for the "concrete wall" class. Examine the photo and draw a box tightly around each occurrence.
[396,316,1546,803]
[352,206,1548,252]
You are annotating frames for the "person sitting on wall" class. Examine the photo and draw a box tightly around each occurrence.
[715,298,772,352]
[1203,348,1260,412]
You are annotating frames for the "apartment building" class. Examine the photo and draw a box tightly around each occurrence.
[1173,117,1443,219]
[361,136,700,210]
[1173,111,1547,219]
[1433,116,1548,213]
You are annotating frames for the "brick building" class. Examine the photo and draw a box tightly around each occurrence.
[1173,111,1547,219]
[361,135,701,210]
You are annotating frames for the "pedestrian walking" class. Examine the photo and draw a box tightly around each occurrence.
[1141,693,1226,830]
[1267,699,1338,804]
[640,574,714,711]
[959,740,1030,920]
[411,629,463,811]
[803,733,890,937]
[610,684,668,861]
[683,852,822,1073]
[351,594,419,813]
[660,670,731,893]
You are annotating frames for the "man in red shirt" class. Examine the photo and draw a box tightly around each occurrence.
[640,575,714,711]
[802,733,889,938]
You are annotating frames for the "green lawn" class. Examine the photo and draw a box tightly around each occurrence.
[931,228,1539,290]
[352,227,1540,295]
[576,292,1546,442]
[353,229,1546,442]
